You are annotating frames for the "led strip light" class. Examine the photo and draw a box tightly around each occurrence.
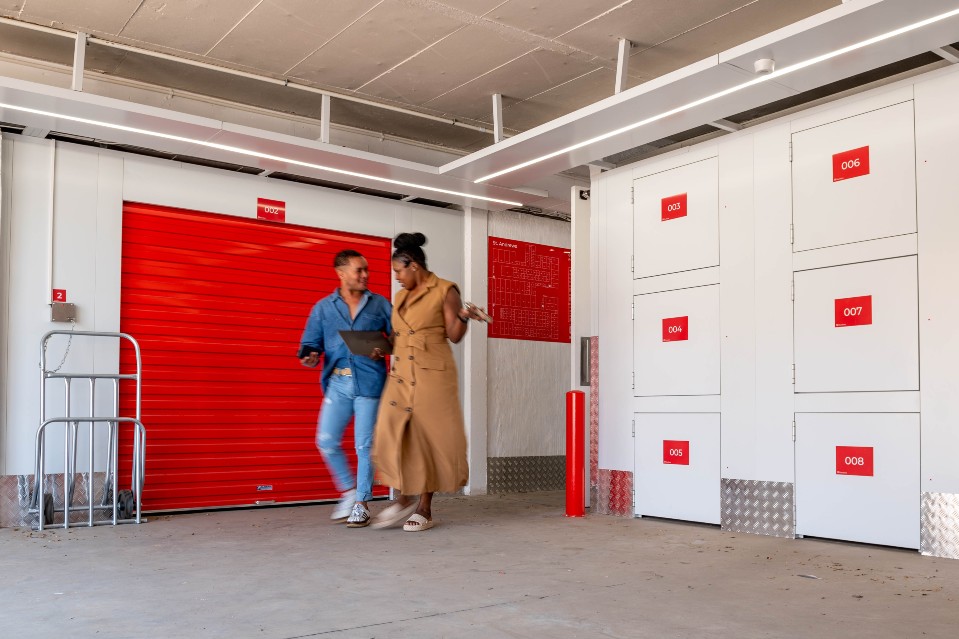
[473,6,959,184]
[0,101,523,207]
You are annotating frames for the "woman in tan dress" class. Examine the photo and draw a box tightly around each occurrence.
[370,232,484,531]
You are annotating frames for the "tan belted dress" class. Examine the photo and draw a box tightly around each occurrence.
[372,273,469,494]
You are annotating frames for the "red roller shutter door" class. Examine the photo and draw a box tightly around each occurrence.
[119,202,392,511]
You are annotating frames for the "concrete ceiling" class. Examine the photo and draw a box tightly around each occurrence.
[0,0,841,154]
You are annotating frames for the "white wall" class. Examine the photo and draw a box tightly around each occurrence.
[593,62,959,504]
[0,136,468,477]
[487,209,571,458]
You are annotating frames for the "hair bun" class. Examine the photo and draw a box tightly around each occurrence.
[394,232,427,250]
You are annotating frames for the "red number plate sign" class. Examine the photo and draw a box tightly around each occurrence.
[663,440,690,465]
[836,446,874,476]
[662,316,688,342]
[52,289,67,302]
[835,295,872,327]
[832,146,870,182]
[661,193,687,221]
[257,198,286,222]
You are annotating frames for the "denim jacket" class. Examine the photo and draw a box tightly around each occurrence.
[299,289,392,397]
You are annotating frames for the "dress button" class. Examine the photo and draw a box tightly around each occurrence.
[409,330,415,335]
[410,381,416,386]
[397,379,403,384]
[408,355,414,360]
[389,401,397,406]
[405,407,412,413]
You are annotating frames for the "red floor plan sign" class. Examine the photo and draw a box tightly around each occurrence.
[488,237,571,343]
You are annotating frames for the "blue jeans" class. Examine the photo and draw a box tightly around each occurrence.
[316,375,378,502]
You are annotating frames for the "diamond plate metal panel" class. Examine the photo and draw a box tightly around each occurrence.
[721,479,795,539]
[593,469,632,517]
[0,473,112,528]
[488,456,565,494]
[921,492,959,560]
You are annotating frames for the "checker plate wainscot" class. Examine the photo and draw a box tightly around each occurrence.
[921,492,959,560]
[721,479,795,538]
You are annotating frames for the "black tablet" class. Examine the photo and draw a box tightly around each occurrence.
[338,330,393,356]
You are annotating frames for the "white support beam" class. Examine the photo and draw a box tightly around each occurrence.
[931,45,959,63]
[72,32,87,92]
[259,169,274,177]
[401,195,417,202]
[320,94,331,144]
[711,119,743,132]
[588,160,615,170]
[614,38,631,94]
[492,93,503,143]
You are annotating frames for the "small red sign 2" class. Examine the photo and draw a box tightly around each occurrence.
[663,440,690,465]
[257,198,286,222]
[836,446,874,476]
[52,289,67,302]
[662,316,688,342]
[661,193,687,221]
[835,295,872,327]
[832,146,870,182]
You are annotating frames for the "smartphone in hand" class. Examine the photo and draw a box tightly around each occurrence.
[464,302,493,323]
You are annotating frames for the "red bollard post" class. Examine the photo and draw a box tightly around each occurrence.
[565,390,586,517]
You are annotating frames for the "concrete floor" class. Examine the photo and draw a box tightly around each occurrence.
[1,491,958,639]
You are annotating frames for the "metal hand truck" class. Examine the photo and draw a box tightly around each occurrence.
[29,331,147,529]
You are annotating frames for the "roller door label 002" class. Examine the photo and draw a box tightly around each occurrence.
[834,295,872,327]
[835,446,874,476]
[52,289,67,302]
[662,316,689,342]
[256,197,286,222]
[832,146,870,182]
[663,440,690,465]
[660,192,688,221]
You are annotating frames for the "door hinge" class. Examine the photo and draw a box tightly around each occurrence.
[792,420,797,442]
[631,372,635,390]
[630,254,634,273]
[789,223,794,245]
[790,279,795,301]
[631,301,635,320]
[630,186,634,204]
[792,363,796,385]
[631,419,636,437]
[788,140,793,162]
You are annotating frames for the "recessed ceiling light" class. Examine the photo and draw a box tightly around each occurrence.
[473,6,959,184]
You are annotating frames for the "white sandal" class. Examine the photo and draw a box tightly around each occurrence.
[370,502,417,529]
[403,513,434,532]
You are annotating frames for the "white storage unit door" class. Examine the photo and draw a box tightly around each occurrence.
[634,285,720,396]
[634,413,721,524]
[633,157,719,278]
[792,101,916,252]
[794,256,919,393]
[795,413,919,548]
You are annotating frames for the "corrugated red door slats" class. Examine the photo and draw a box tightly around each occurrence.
[119,202,392,511]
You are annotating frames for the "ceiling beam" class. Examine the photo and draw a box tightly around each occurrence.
[931,44,959,63]
[492,94,503,143]
[72,32,86,92]
[615,39,631,94]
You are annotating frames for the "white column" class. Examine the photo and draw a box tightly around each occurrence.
[463,206,489,494]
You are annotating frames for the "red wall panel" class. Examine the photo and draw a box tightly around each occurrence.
[119,202,392,511]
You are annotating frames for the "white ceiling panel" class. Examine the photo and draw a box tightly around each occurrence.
[15,0,144,35]
[206,0,383,76]
[424,48,603,119]
[359,23,536,106]
[487,0,631,40]
[119,0,261,56]
[501,67,614,131]
[288,2,464,90]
